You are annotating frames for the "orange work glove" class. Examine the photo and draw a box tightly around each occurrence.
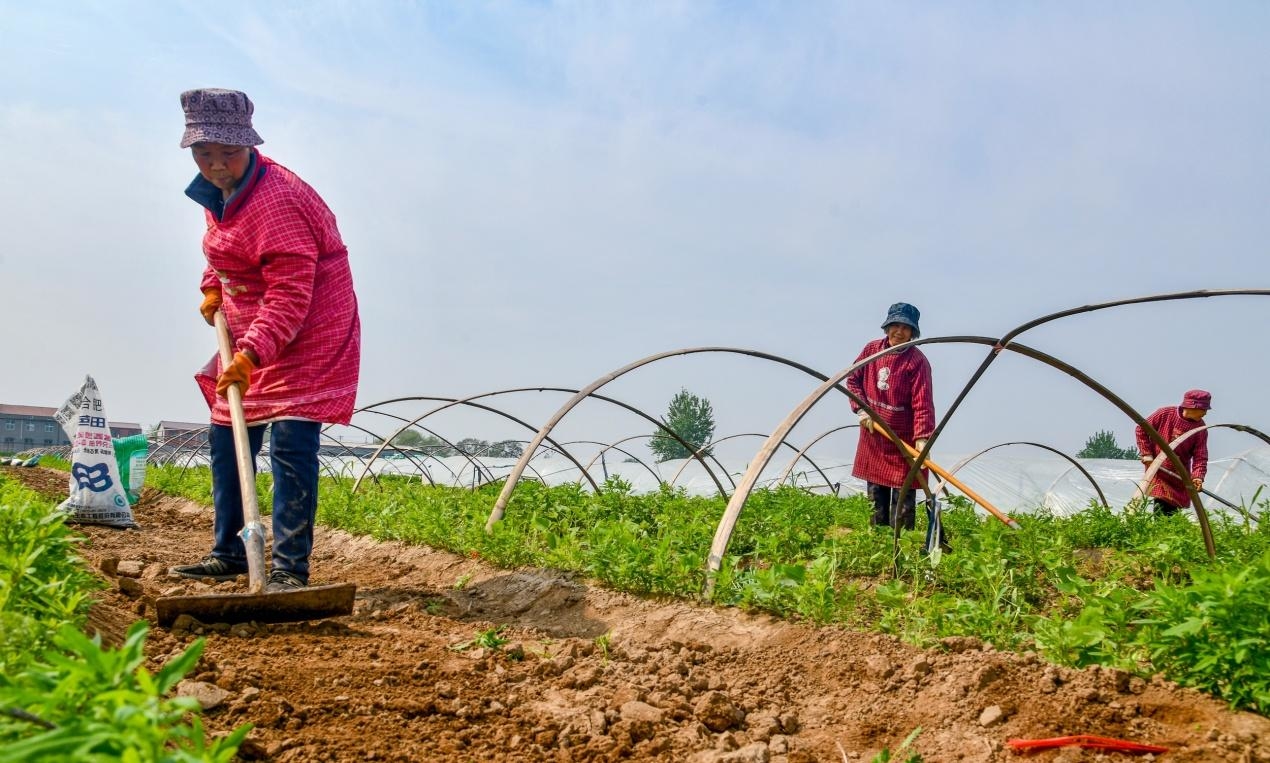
[216,351,257,397]
[199,288,222,326]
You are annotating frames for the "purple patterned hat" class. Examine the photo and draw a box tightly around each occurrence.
[179,88,264,148]
[1181,389,1212,410]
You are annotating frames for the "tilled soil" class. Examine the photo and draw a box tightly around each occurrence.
[5,465,1269,762]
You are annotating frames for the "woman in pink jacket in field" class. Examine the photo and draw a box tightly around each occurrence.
[1135,389,1211,517]
[169,88,361,592]
[846,303,935,531]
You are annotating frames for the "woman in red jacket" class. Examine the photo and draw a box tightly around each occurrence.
[1135,390,1211,516]
[846,303,935,530]
[169,88,361,592]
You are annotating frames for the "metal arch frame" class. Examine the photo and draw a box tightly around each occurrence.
[571,433,734,494]
[486,348,862,531]
[161,424,378,485]
[462,443,555,491]
[156,425,373,484]
[562,438,666,488]
[932,441,1111,510]
[172,427,273,475]
[450,441,554,490]
[572,435,667,488]
[443,439,568,490]
[312,428,408,485]
[340,412,482,486]
[317,421,442,486]
[515,442,570,489]
[703,335,1227,596]
[894,289,1269,563]
[1139,422,1270,507]
[556,390,728,493]
[666,433,835,495]
[365,389,731,495]
[1201,426,1270,509]
[438,443,500,488]
[366,413,495,485]
[350,394,601,493]
[774,424,860,487]
[664,432,764,488]
[153,426,211,467]
[519,448,599,484]
[453,451,495,488]
[452,440,507,484]
[12,445,71,461]
[355,387,732,498]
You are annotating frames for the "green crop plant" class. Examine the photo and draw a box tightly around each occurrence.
[1131,550,1270,713]
[0,474,247,760]
[593,632,612,664]
[133,462,1270,711]
[0,479,101,674]
[856,726,923,763]
[450,625,508,652]
[0,623,249,762]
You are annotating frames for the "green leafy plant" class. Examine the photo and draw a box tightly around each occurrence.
[1131,551,1270,712]
[0,622,249,762]
[594,632,612,664]
[133,462,1270,711]
[873,726,923,762]
[0,480,101,674]
[450,625,508,652]
[839,726,923,763]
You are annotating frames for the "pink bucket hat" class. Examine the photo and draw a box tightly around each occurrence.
[179,88,264,148]
[1181,389,1212,410]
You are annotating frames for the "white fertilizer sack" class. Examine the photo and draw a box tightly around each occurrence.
[53,375,136,528]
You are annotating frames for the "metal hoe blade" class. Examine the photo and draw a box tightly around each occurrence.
[156,583,356,627]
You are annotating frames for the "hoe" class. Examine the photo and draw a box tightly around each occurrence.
[156,312,356,627]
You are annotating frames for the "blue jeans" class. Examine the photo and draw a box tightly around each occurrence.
[208,420,321,583]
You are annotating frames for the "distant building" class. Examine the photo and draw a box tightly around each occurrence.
[111,422,144,438]
[0,404,69,452]
[156,420,207,446]
[1,404,148,453]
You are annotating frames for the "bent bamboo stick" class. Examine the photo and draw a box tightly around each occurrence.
[874,427,1021,530]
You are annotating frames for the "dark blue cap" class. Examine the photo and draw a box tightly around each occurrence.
[881,302,920,338]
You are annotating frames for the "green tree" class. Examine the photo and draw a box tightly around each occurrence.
[456,437,488,455]
[649,389,716,462]
[487,440,524,458]
[391,429,426,447]
[1077,430,1139,459]
[376,430,455,456]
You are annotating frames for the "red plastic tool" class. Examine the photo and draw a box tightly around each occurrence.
[1007,735,1168,755]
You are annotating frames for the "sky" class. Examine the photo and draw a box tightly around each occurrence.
[2,1,1268,465]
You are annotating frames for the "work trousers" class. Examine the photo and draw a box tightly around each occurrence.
[868,482,917,531]
[208,419,321,582]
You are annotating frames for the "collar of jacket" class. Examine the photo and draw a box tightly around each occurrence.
[882,337,914,354]
[183,148,267,222]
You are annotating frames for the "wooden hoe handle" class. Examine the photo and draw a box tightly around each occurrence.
[876,428,1021,530]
